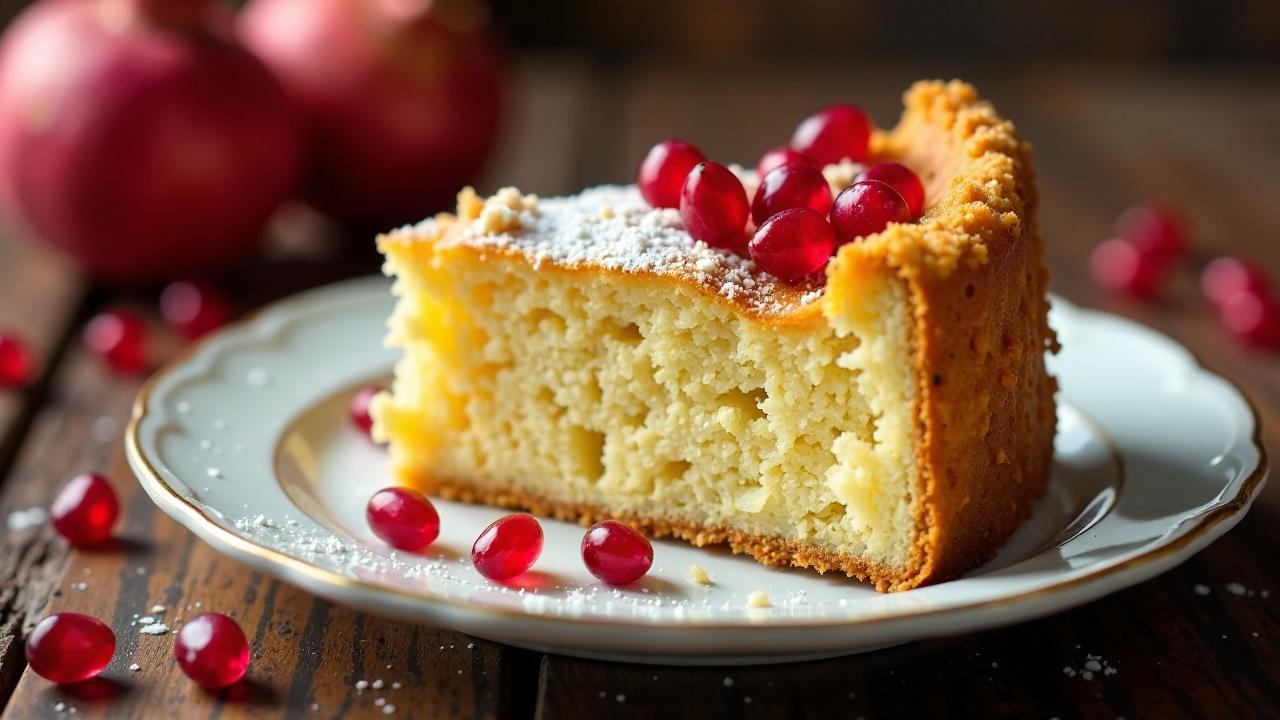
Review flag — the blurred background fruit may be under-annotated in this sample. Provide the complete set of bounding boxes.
[0,0,304,283]
[238,0,506,232]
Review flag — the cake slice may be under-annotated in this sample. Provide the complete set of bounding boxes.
[372,80,1057,591]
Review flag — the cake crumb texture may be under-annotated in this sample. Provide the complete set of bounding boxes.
[374,79,1056,591]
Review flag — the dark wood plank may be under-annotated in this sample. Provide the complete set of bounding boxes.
[0,232,87,707]
[0,340,529,720]
[0,53,588,718]
[0,312,139,712]
[2,59,1277,719]
[0,234,84,475]
[534,63,1280,719]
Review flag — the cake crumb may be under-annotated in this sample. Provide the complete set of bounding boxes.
[746,591,771,608]
[139,623,170,635]
[1194,584,1211,596]
[129,663,141,672]
[1064,654,1115,681]
[688,564,711,585]
[477,187,539,234]
[1226,582,1248,596]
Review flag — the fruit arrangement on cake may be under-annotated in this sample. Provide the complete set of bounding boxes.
[372,80,1057,592]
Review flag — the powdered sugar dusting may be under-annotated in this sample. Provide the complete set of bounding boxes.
[426,185,825,315]
[228,512,844,623]
[6,506,47,532]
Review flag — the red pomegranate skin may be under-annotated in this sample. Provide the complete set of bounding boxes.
[0,0,304,284]
[238,0,506,231]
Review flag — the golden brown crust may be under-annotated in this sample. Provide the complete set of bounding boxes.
[416,474,915,592]
[834,80,1058,589]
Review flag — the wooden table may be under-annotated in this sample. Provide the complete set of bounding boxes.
[0,58,1277,719]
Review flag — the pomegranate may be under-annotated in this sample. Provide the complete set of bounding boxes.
[679,161,749,251]
[581,520,653,586]
[1201,257,1269,308]
[830,180,910,245]
[1089,237,1166,299]
[790,105,871,165]
[755,146,810,180]
[750,162,832,226]
[366,486,440,551]
[748,208,836,281]
[857,162,925,218]
[472,513,542,581]
[174,613,250,689]
[239,0,506,231]
[0,0,303,283]
[25,612,116,684]
[349,384,383,437]
[638,140,704,209]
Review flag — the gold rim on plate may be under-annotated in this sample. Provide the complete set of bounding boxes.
[124,287,1269,636]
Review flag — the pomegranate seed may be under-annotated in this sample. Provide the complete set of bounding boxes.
[25,613,116,684]
[1089,238,1166,298]
[366,487,440,552]
[84,309,147,375]
[581,520,654,585]
[50,473,119,547]
[790,104,872,165]
[471,513,543,581]
[750,162,833,226]
[755,146,811,180]
[160,280,230,340]
[0,332,33,388]
[349,385,382,437]
[749,208,836,282]
[174,613,250,689]
[830,180,911,245]
[679,162,750,251]
[858,162,925,218]
[1114,205,1186,265]
[1202,257,1270,308]
[1220,289,1280,350]
[638,140,705,209]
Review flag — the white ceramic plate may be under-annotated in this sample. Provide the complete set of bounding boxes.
[127,276,1267,665]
